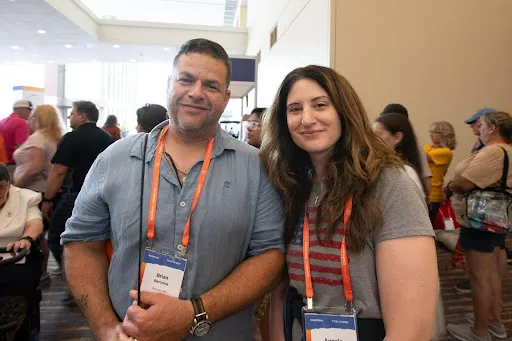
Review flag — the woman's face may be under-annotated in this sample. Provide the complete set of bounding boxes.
[29,112,39,131]
[0,180,10,207]
[373,122,402,148]
[246,113,262,147]
[429,126,441,145]
[286,79,341,160]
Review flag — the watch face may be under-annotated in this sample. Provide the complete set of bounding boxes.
[193,321,212,336]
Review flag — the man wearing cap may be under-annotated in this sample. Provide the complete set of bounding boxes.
[465,108,496,153]
[0,100,32,165]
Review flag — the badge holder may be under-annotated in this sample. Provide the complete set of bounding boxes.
[302,300,358,341]
[139,242,188,298]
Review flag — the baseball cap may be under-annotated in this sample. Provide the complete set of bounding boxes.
[13,99,33,110]
[464,108,495,124]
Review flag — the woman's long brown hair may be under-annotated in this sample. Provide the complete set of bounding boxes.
[259,65,402,252]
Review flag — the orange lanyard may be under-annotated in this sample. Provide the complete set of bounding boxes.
[303,195,353,310]
[147,125,215,257]
[487,140,507,146]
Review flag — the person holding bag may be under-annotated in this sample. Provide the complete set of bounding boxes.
[260,65,438,341]
[447,111,512,341]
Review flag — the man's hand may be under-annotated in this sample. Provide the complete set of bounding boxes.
[118,290,195,341]
[41,201,53,221]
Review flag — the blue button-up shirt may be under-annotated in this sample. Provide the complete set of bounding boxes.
[61,122,285,340]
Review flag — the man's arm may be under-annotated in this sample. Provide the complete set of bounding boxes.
[202,249,284,323]
[44,164,68,200]
[65,241,120,340]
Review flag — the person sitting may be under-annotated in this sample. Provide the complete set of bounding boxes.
[0,162,44,339]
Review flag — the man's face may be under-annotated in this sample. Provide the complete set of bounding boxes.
[15,107,31,120]
[68,107,84,130]
[168,53,231,137]
[470,118,481,136]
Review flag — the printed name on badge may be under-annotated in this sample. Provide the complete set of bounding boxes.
[140,249,187,297]
[304,313,357,341]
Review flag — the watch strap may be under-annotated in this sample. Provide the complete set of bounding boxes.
[20,236,35,244]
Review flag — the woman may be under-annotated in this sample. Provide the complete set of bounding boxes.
[424,121,456,224]
[136,104,168,133]
[102,115,121,140]
[447,111,512,341]
[374,113,425,196]
[13,104,62,285]
[0,163,44,340]
[247,107,266,148]
[260,65,438,341]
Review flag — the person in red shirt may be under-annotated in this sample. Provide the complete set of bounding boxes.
[102,115,121,140]
[0,100,32,164]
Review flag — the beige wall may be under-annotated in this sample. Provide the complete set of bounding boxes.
[331,0,512,179]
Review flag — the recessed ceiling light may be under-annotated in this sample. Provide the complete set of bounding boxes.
[8,0,16,2]
[164,47,170,51]
[37,29,46,34]
[48,61,55,64]
[113,44,120,48]
[32,54,40,57]
[86,43,95,48]
[11,45,20,50]
[65,44,72,48]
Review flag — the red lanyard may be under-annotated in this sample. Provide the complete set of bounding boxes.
[487,140,507,146]
[147,125,215,256]
[303,195,353,310]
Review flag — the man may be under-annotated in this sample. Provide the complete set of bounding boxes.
[61,38,285,341]
[41,101,113,283]
[380,103,432,196]
[453,108,511,294]
[0,99,32,165]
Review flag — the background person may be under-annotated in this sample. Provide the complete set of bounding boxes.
[13,104,62,285]
[0,100,32,167]
[102,115,121,140]
[447,111,512,341]
[135,103,168,133]
[246,107,266,149]
[424,121,457,225]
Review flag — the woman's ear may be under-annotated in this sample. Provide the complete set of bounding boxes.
[393,132,404,145]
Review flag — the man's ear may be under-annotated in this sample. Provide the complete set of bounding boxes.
[223,90,231,109]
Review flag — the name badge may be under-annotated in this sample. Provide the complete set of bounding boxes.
[140,249,187,297]
[304,312,358,341]
[444,218,455,231]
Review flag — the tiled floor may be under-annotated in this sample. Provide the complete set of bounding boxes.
[38,243,512,341]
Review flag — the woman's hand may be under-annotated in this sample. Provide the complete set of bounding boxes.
[6,238,32,254]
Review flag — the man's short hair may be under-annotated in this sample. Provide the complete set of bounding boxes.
[380,103,409,117]
[73,101,99,123]
[173,38,232,88]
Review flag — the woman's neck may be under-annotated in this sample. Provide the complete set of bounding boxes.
[432,142,442,148]
[310,153,329,179]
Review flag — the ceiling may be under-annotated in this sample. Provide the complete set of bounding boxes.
[0,0,247,64]
[80,0,241,26]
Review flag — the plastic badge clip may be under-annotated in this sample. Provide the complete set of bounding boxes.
[178,244,187,258]
[146,239,154,250]
[307,297,313,310]
[345,300,353,314]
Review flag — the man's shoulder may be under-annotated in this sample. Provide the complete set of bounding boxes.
[102,133,145,158]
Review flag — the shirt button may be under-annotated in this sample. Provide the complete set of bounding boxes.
[180,201,186,207]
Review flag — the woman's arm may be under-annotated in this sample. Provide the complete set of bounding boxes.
[377,236,438,341]
[269,277,289,341]
[448,175,476,194]
[13,147,45,188]
[7,218,43,254]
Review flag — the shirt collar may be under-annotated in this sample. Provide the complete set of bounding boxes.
[130,121,237,162]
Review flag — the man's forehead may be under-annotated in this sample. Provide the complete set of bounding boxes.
[175,53,227,82]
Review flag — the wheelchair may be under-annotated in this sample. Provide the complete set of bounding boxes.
[0,245,42,341]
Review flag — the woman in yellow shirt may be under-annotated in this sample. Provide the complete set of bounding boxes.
[424,121,457,224]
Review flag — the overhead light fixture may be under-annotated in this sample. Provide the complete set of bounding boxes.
[113,44,120,48]
[164,47,170,51]
[86,43,95,48]
[48,61,55,64]
[65,44,72,48]
[92,59,97,63]
[37,29,46,34]
[11,45,20,50]
[130,59,136,63]
[8,0,16,2]
[32,54,40,57]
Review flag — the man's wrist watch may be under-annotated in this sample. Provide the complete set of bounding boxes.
[190,297,211,336]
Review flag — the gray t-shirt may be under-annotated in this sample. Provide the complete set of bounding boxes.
[286,167,434,340]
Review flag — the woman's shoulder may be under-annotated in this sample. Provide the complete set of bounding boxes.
[11,186,42,205]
